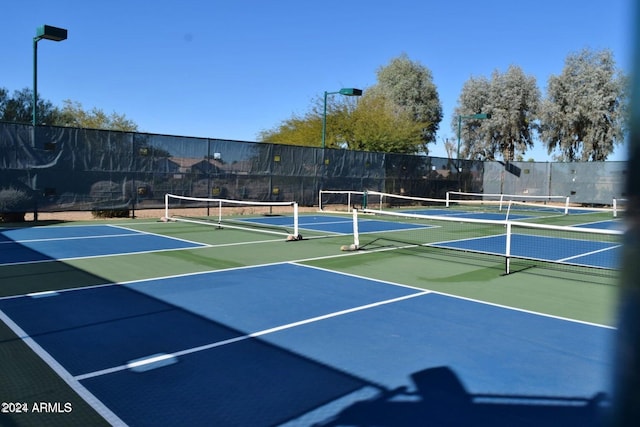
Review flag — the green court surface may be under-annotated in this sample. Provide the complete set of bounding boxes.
[0,214,620,426]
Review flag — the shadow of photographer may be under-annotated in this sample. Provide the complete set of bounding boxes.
[315,366,608,427]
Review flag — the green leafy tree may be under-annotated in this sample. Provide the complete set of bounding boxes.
[0,88,138,131]
[539,48,627,161]
[258,111,322,147]
[0,87,59,125]
[258,96,332,147]
[367,53,442,151]
[452,76,492,160]
[349,92,427,153]
[57,100,138,132]
[453,65,540,161]
[260,54,441,154]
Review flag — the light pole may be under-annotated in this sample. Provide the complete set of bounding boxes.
[456,113,490,190]
[321,88,362,149]
[33,25,67,127]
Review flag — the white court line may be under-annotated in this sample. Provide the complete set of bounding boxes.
[0,244,212,267]
[0,243,617,331]
[108,223,208,246]
[74,290,430,381]
[291,262,616,330]
[557,244,622,263]
[0,308,128,427]
[0,232,138,245]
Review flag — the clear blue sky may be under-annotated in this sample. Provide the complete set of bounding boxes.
[2,0,634,161]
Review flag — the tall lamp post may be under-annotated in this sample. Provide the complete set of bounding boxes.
[321,87,363,149]
[456,113,491,190]
[33,25,67,127]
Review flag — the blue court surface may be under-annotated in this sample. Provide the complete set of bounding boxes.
[238,214,431,234]
[575,220,625,231]
[430,233,621,269]
[0,225,206,265]
[0,263,613,426]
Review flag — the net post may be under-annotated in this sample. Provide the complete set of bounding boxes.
[341,208,360,251]
[293,202,299,239]
[446,191,450,208]
[505,221,512,274]
[499,194,505,211]
[353,207,360,248]
[564,196,570,215]
[164,193,169,220]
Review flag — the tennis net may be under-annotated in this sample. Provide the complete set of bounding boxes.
[163,194,301,240]
[362,191,535,221]
[318,190,367,212]
[346,207,622,275]
[447,191,571,214]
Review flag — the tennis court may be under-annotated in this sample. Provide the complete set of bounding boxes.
[0,225,206,265]
[0,198,620,426]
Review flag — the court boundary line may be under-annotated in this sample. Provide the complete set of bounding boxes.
[0,258,615,422]
[0,308,128,427]
[0,244,616,331]
[4,254,613,332]
[0,244,212,267]
[557,244,622,263]
[0,232,148,245]
[73,290,430,381]
[428,232,620,265]
[108,223,210,247]
[291,262,616,330]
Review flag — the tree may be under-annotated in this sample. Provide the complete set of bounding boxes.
[260,54,441,154]
[0,87,59,125]
[258,95,348,147]
[0,88,138,132]
[56,100,138,132]
[452,76,492,160]
[367,53,443,152]
[453,65,540,161]
[349,92,428,153]
[539,48,627,161]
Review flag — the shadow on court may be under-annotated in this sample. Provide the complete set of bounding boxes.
[0,282,372,426]
[0,260,112,297]
[0,227,613,426]
[0,265,116,427]
[314,366,609,427]
[1,279,611,426]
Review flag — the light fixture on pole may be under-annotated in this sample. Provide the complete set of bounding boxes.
[33,25,68,127]
[321,88,363,149]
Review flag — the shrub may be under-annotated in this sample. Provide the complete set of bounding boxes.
[0,187,32,223]
[91,208,130,218]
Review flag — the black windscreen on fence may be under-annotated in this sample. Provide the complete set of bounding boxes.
[0,122,625,216]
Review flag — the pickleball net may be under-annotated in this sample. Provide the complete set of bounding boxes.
[324,190,572,220]
[445,191,574,219]
[163,194,301,241]
[345,206,623,275]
